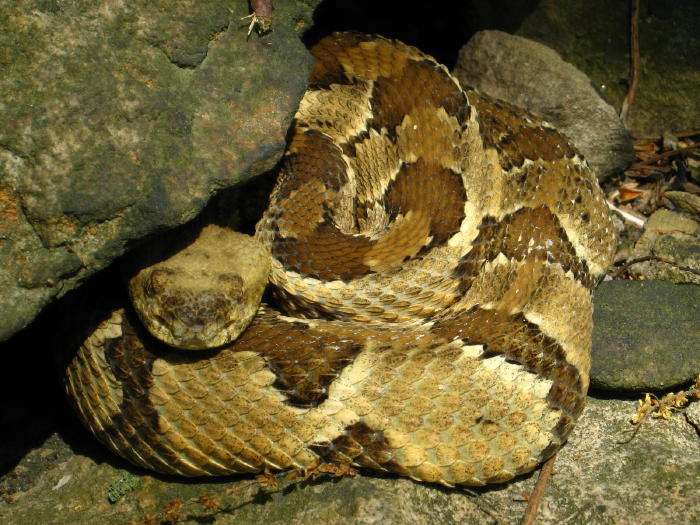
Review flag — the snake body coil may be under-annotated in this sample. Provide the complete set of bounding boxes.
[64,32,616,486]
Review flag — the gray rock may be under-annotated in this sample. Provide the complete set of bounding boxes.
[591,279,700,392]
[453,30,634,179]
[666,191,700,215]
[0,0,314,342]
[2,397,699,524]
[516,0,700,138]
[630,209,700,284]
[686,400,700,431]
[640,209,700,236]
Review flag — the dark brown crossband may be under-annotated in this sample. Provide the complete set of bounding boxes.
[386,159,466,248]
[455,206,593,294]
[370,58,469,130]
[314,422,410,476]
[430,306,585,439]
[470,93,577,170]
[235,312,363,407]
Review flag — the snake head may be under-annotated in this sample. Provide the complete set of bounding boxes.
[128,226,270,350]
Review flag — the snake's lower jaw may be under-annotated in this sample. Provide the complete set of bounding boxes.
[138,303,251,351]
[128,226,271,351]
[161,321,221,351]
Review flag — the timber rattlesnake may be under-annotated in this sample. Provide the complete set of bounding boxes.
[64,32,616,487]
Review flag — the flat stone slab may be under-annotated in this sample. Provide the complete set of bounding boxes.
[591,279,700,392]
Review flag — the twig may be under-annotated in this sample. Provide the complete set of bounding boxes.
[520,453,557,525]
[465,491,512,525]
[611,255,700,279]
[620,0,640,126]
[675,130,700,139]
[617,420,644,444]
[243,0,273,37]
[626,164,673,173]
[606,200,647,227]
[619,378,700,443]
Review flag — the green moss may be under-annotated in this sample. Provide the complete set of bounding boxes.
[106,471,142,504]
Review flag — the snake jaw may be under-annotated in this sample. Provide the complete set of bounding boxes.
[157,288,248,350]
[127,225,270,351]
[131,273,262,350]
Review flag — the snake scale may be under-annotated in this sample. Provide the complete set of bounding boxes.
[64,32,616,487]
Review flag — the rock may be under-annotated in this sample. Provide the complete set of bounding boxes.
[453,30,634,179]
[515,0,700,137]
[665,191,700,214]
[686,401,700,430]
[630,209,700,284]
[591,279,700,392]
[642,209,700,236]
[0,0,314,342]
[2,396,699,524]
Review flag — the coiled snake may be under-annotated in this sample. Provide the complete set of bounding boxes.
[64,32,616,487]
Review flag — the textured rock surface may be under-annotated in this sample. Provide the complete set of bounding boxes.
[516,0,700,137]
[591,279,700,392]
[453,30,634,179]
[629,210,700,284]
[0,0,314,342]
[666,191,700,215]
[2,396,699,525]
